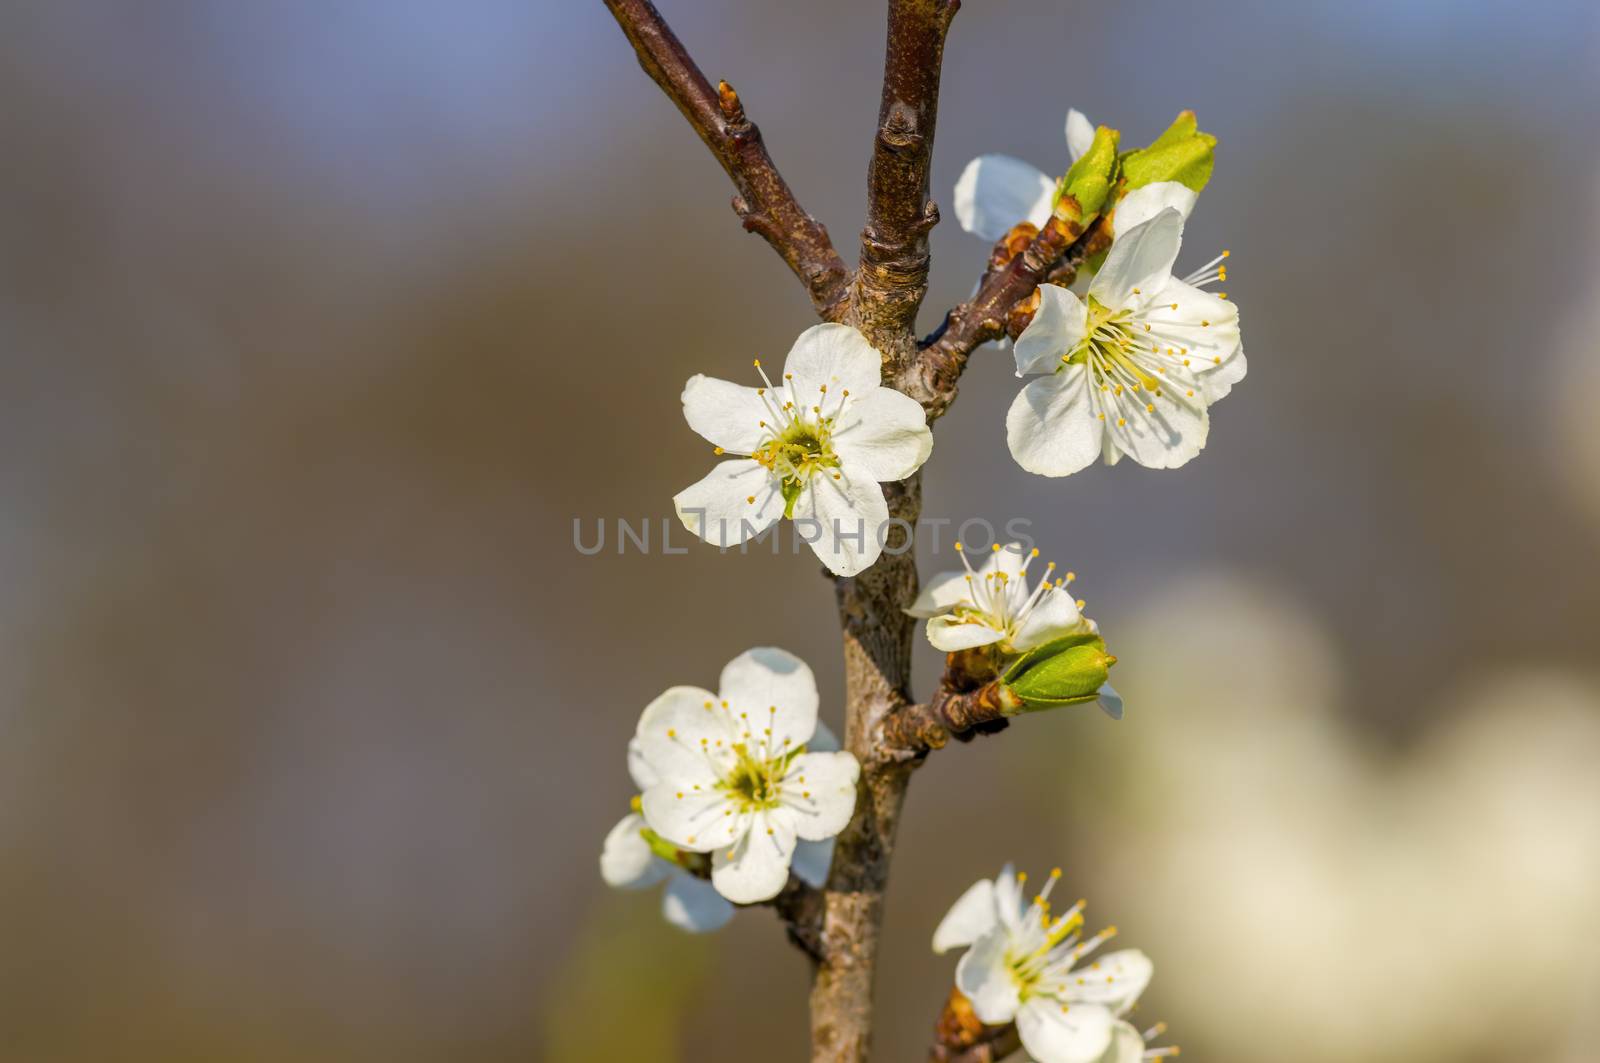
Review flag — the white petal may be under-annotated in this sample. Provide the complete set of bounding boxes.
[1015,999,1115,1063]
[634,685,735,785]
[781,751,860,841]
[1096,682,1124,720]
[993,863,1029,931]
[790,837,835,888]
[661,871,736,933]
[1112,181,1197,238]
[1062,949,1152,1015]
[927,614,1008,651]
[674,459,783,547]
[932,877,999,954]
[782,323,882,399]
[627,736,659,791]
[1015,285,1089,377]
[681,374,769,454]
[1099,1021,1147,1063]
[953,154,1056,240]
[600,813,671,890]
[640,784,736,852]
[906,570,973,618]
[977,542,1031,580]
[1100,361,1209,470]
[718,646,819,751]
[792,467,888,577]
[1007,369,1104,478]
[1011,588,1086,652]
[956,929,1023,1024]
[1145,276,1244,403]
[710,808,796,904]
[1065,109,1096,163]
[1089,208,1184,311]
[830,387,933,483]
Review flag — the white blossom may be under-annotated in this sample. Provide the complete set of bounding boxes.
[906,541,1092,654]
[934,865,1154,1063]
[601,728,840,930]
[1007,182,1243,476]
[633,647,859,904]
[954,109,1099,241]
[674,323,932,577]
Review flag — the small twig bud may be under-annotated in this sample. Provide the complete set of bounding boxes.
[716,78,746,124]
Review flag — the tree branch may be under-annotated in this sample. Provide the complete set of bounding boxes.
[809,477,924,1062]
[853,0,960,342]
[909,213,1113,419]
[603,0,851,317]
[927,987,1021,1062]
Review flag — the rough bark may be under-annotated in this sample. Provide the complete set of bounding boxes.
[853,0,960,340]
[810,476,923,1061]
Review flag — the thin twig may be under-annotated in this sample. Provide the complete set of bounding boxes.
[909,214,1112,419]
[603,0,851,317]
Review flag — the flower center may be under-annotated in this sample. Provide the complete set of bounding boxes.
[720,744,786,812]
[752,421,839,516]
[1065,295,1161,396]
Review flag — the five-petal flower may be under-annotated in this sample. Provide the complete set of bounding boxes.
[602,730,839,931]
[633,647,860,904]
[1006,181,1243,476]
[674,323,933,577]
[934,865,1155,1063]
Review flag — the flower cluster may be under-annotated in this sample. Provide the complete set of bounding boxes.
[600,647,860,918]
[956,107,1246,476]
[599,87,1240,1053]
[934,865,1175,1063]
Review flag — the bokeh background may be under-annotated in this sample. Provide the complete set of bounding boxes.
[3,1,1598,1059]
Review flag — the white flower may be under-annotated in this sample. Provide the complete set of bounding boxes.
[954,108,1099,241]
[906,541,1091,654]
[673,323,933,577]
[906,541,1123,718]
[633,647,860,904]
[1006,181,1243,476]
[601,729,840,931]
[933,865,1154,1063]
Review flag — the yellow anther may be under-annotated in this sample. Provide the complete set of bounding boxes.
[1222,249,1231,257]
[752,358,761,367]
[1186,389,1194,397]
[746,495,755,504]
[666,729,676,738]
[1117,417,1127,427]
[1050,867,1062,878]
[1076,598,1086,609]
[1146,403,1155,413]
[1030,548,1040,557]
[713,446,724,455]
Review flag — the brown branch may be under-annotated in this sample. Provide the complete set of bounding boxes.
[882,677,1018,756]
[928,988,1021,1062]
[908,212,1113,419]
[852,0,960,343]
[603,0,850,317]
[810,477,923,1062]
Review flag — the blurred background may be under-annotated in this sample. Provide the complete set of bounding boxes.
[2,1,1598,1059]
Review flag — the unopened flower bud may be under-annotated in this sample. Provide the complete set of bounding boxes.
[1121,110,1216,194]
[999,632,1116,713]
[1053,125,1120,224]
